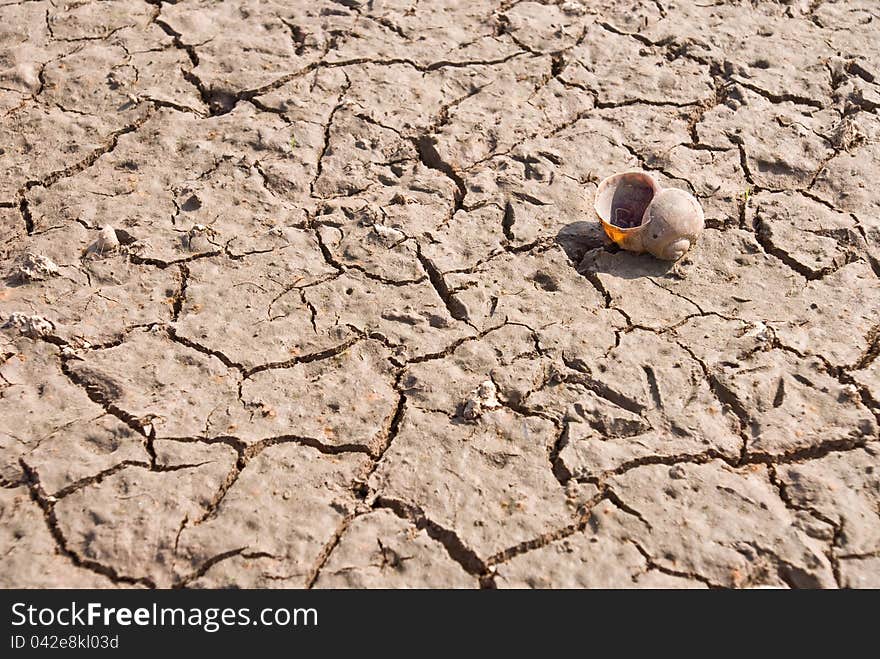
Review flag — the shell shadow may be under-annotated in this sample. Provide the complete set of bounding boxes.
[555,220,607,265]
[555,221,675,280]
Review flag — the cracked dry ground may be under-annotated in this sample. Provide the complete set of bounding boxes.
[1,0,879,590]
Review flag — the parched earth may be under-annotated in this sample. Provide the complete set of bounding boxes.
[1,0,879,589]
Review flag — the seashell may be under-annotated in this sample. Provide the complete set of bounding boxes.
[594,171,704,261]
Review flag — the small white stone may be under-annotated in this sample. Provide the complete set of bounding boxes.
[561,1,587,16]
[15,252,60,281]
[462,380,502,420]
[746,321,772,344]
[372,223,406,245]
[840,384,861,403]
[89,225,120,255]
[3,312,55,338]
[186,224,216,252]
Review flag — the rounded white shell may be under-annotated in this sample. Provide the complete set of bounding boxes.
[640,188,705,260]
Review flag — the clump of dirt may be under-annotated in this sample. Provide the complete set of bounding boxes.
[3,312,56,338]
[13,253,59,282]
[462,380,502,420]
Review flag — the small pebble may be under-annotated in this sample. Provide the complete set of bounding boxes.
[3,312,55,338]
[89,225,120,255]
[15,252,59,281]
[463,380,502,420]
[669,464,688,480]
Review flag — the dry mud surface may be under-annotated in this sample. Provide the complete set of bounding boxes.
[1,0,879,589]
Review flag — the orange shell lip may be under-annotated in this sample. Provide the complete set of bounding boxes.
[599,214,650,248]
[594,171,658,248]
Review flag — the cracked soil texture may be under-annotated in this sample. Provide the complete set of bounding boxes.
[1,0,879,589]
